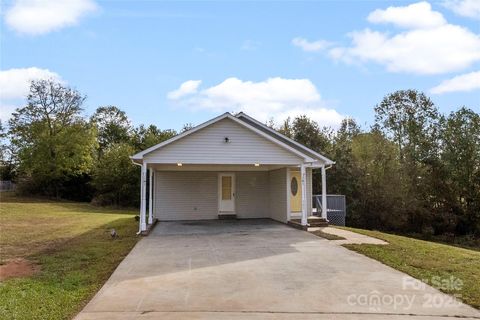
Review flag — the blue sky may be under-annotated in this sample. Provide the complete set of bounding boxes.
[1,0,479,131]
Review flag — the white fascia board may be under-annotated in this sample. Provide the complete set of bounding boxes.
[236,112,334,165]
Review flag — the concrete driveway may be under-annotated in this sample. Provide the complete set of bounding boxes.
[76,220,480,320]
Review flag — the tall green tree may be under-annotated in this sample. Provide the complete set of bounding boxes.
[278,117,293,138]
[441,107,480,234]
[0,120,16,180]
[91,143,140,206]
[131,124,176,151]
[8,79,96,197]
[90,106,131,154]
[328,118,362,199]
[90,123,176,207]
[374,90,440,163]
[349,132,406,230]
[374,90,442,232]
[291,115,332,153]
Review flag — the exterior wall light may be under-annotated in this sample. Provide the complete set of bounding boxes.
[254,163,260,167]
[224,137,230,143]
[177,163,183,166]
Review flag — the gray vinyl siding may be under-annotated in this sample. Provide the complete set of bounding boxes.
[235,172,269,218]
[237,115,327,163]
[144,118,302,165]
[154,171,218,220]
[268,168,288,223]
[154,170,277,221]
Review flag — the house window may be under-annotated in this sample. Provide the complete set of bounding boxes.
[291,177,298,196]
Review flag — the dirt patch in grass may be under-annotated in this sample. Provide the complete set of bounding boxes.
[0,194,139,319]
[0,258,40,281]
[310,229,346,240]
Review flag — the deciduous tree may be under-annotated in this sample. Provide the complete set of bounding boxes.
[91,143,139,206]
[441,107,480,234]
[90,106,131,154]
[8,79,96,197]
[131,124,176,151]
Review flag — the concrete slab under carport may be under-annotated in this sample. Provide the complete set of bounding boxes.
[76,219,480,320]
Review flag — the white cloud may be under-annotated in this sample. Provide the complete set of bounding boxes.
[167,80,202,100]
[168,77,344,128]
[0,67,63,121]
[5,0,98,35]
[430,71,480,94]
[0,67,62,100]
[0,104,18,123]
[331,24,480,74]
[367,2,446,29]
[274,107,345,129]
[443,0,480,19]
[295,2,480,75]
[292,37,331,52]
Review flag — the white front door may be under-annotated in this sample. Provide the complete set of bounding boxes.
[218,173,235,213]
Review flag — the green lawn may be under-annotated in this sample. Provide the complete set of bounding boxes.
[339,226,480,309]
[0,192,139,320]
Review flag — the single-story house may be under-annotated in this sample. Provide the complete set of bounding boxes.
[131,112,334,232]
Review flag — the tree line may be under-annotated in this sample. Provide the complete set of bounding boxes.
[277,91,479,238]
[1,79,178,206]
[1,79,479,238]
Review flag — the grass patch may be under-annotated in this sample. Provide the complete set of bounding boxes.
[340,226,480,309]
[310,229,346,240]
[0,192,139,319]
[406,233,479,252]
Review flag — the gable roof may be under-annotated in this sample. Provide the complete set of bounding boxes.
[131,112,333,165]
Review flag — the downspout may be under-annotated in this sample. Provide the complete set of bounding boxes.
[131,159,143,235]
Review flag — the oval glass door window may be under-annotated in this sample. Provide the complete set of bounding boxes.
[291,177,298,196]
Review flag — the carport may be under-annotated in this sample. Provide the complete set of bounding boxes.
[131,112,334,232]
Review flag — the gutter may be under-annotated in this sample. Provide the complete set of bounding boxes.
[303,161,335,168]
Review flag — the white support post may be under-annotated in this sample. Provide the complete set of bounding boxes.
[153,169,156,219]
[286,169,291,222]
[321,165,327,220]
[300,164,308,226]
[140,163,147,231]
[148,168,153,225]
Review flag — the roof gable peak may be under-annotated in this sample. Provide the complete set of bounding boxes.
[130,112,331,164]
